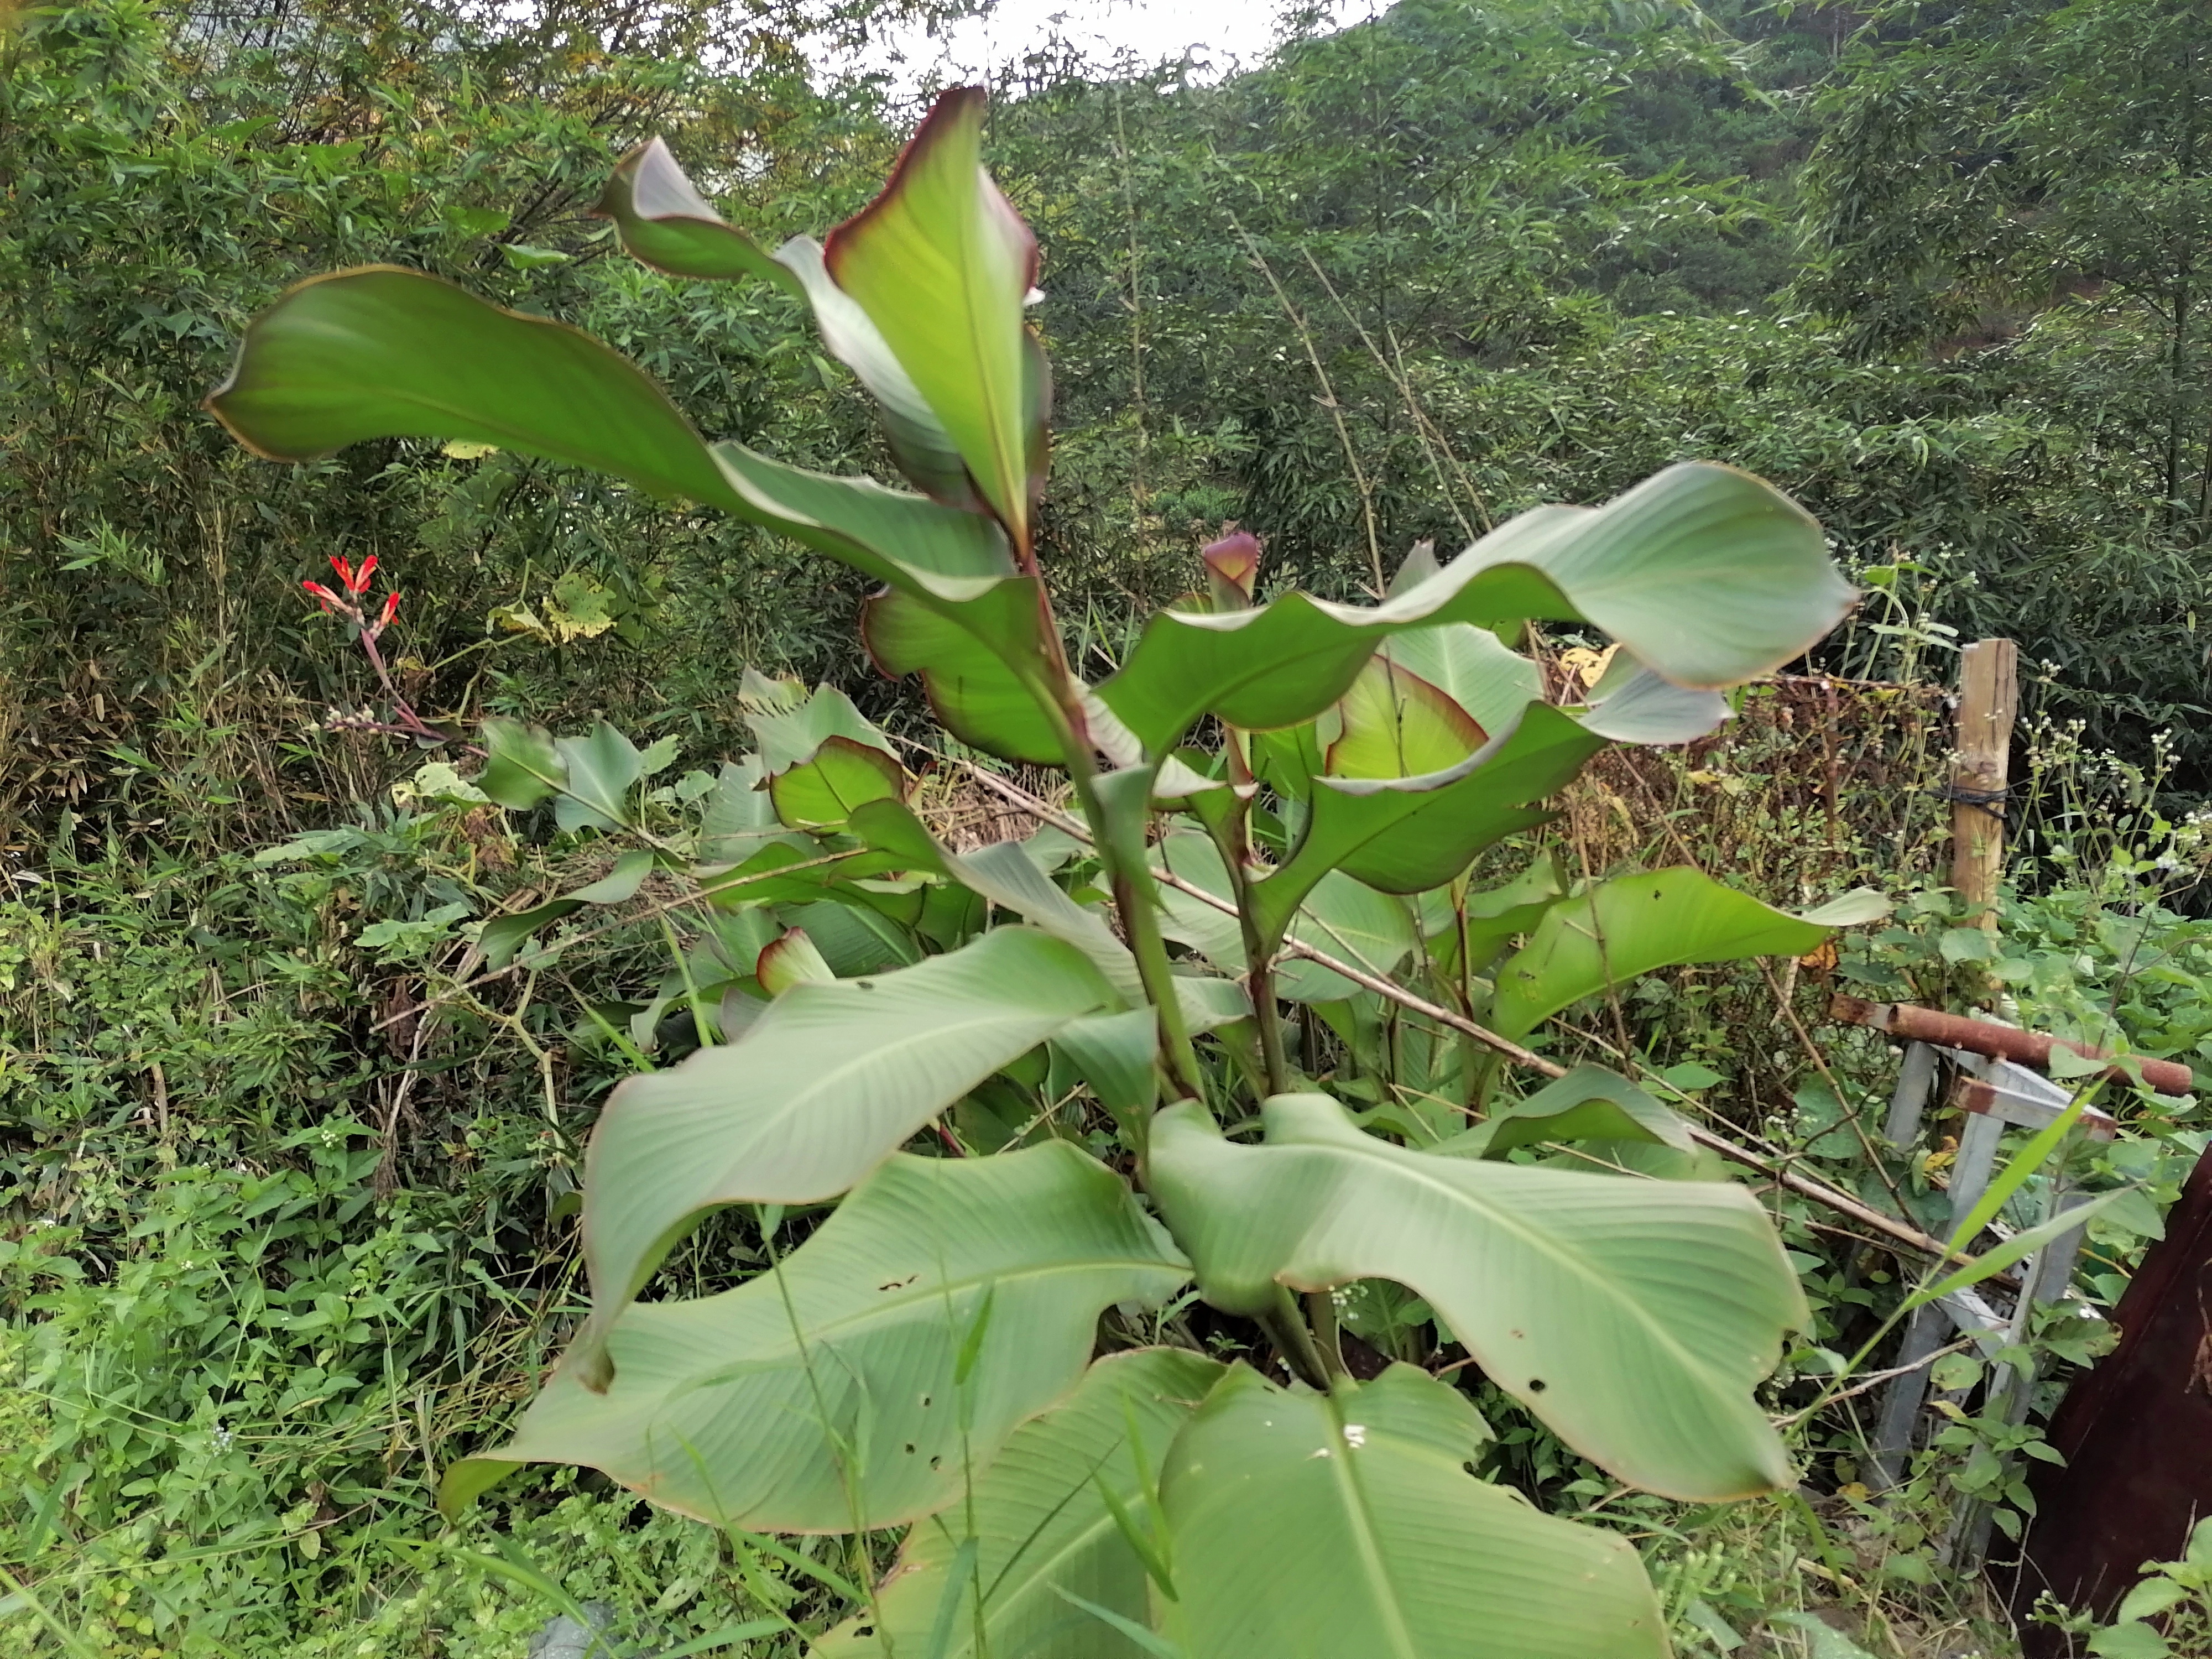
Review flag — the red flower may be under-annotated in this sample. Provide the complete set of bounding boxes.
[379,591,400,628]
[301,579,342,612]
[328,554,377,594]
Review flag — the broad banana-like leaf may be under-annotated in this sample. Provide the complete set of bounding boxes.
[571,926,1117,1387]
[848,800,1141,1000]
[592,137,984,513]
[1326,656,1485,779]
[442,1145,1190,1530]
[1376,622,1542,742]
[1492,868,1891,1039]
[862,586,1063,764]
[1051,1008,1164,1126]
[1159,1364,1668,1659]
[1576,661,1732,744]
[770,736,906,830]
[1157,832,1414,1003]
[1148,1094,1805,1499]
[812,1348,1222,1659]
[823,87,1046,553]
[1252,703,1605,936]
[777,236,985,514]
[204,268,1063,697]
[592,137,802,293]
[1437,1065,1694,1159]
[1094,464,1852,753]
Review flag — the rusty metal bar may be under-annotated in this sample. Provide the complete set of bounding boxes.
[1829,994,2193,1098]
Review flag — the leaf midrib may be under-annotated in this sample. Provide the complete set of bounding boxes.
[1309,1139,1755,1406]
[660,1252,1189,1385]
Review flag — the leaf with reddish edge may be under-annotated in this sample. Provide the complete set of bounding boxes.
[775,236,983,514]
[755,927,834,995]
[591,137,802,294]
[822,87,1047,558]
[768,734,907,830]
[1249,703,1605,941]
[1095,466,1852,755]
[861,585,1063,764]
[202,268,1061,685]
[1325,656,1486,780]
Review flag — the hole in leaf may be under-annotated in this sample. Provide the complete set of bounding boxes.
[1527,1378,1547,1393]
[904,1443,915,1454]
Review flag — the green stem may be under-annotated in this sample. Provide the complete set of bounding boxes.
[1043,691,1206,1104]
[1305,1288,1350,1384]
[1259,1287,1334,1391]
[1213,817,1291,1098]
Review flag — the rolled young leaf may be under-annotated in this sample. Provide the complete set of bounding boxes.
[1491,868,1891,1039]
[1159,1364,1668,1659]
[812,1347,1223,1658]
[572,926,1118,1387]
[1147,1093,1806,1500]
[443,1145,1191,1531]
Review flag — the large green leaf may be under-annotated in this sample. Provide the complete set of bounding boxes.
[1148,1094,1805,1500]
[1436,1065,1694,1160]
[1094,464,1851,753]
[1375,622,1542,742]
[202,269,1058,666]
[572,926,1117,1386]
[1253,703,1604,936]
[443,1145,1190,1531]
[822,87,1044,552]
[593,133,993,517]
[862,586,1064,764]
[776,235,983,514]
[1160,1364,1667,1659]
[813,1348,1222,1659]
[770,737,907,830]
[848,801,1141,1001]
[1326,656,1485,779]
[1491,868,1891,1039]
[592,137,802,293]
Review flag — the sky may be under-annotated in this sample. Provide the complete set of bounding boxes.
[850,0,1373,92]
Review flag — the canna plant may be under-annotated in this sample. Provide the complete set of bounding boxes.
[210,88,1884,1658]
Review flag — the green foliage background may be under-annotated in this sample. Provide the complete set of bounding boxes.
[4,0,2210,1652]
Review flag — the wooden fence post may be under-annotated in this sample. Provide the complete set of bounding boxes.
[1951,639,2019,931]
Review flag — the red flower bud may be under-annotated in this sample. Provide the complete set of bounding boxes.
[379,591,400,627]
